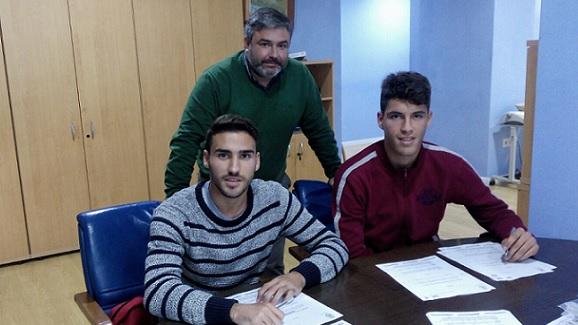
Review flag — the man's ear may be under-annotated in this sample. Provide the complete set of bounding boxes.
[202,150,209,168]
[426,110,433,128]
[255,152,261,171]
[377,111,385,130]
[244,37,250,49]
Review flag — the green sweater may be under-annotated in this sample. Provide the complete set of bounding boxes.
[165,51,340,197]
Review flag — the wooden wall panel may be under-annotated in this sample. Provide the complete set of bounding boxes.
[190,0,244,75]
[133,0,196,200]
[69,0,149,208]
[0,26,29,263]
[0,0,90,255]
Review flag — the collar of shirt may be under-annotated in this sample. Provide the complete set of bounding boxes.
[242,50,284,91]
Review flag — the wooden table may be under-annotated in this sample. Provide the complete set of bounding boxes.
[305,237,578,324]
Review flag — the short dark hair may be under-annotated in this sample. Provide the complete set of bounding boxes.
[244,7,292,43]
[380,71,431,112]
[204,114,259,151]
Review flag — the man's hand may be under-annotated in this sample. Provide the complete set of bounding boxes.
[257,271,306,305]
[501,227,539,262]
[229,303,283,325]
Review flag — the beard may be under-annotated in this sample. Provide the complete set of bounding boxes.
[246,52,284,79]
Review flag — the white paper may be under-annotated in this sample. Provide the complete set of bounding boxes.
[227,288,342,325]
[329,320,352,325]
[547,314,578,325]
[426,310,522,325]
[376,255,494,301]
[437,242,556,281]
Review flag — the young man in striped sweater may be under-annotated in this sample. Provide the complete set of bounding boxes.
[333,71,539,261]
[145,115,348,325]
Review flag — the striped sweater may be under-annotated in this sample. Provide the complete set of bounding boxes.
[144,179,349,324]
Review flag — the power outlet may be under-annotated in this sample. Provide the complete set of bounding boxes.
[502,138,512,148]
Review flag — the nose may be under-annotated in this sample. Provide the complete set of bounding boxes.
[269,45,279,59]
[228,156,240,175]
[401,117,413,134]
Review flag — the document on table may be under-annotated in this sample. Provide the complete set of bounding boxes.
[227,288,342,325]
[426,310,522,325]
[375,255,494,301]
[546,297,578,325]
[437,242,556,281]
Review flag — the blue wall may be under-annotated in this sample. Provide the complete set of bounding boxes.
[291,0,342,144]
[340,0,410,141]
[529,0,578,240]
[410,0,539,176]
[410,0,495,175]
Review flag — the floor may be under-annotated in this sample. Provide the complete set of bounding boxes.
[0,184,517,324]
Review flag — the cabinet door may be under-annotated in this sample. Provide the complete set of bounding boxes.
[190,0,244,74]
[69,0,149,208]
[0,0,90,255]
[133,0,197,200]
[0,34,29,263]
[292,132,327,181]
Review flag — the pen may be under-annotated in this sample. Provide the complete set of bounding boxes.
[501,227,517,262]
[275,296,294,309]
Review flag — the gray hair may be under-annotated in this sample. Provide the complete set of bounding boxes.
[244,7,292,43]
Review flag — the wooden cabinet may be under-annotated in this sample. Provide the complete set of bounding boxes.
[69,0,149,208]
[0,0,244,264]
[286,61,335,183]
[0,34,29,263]
[1,0,91,257]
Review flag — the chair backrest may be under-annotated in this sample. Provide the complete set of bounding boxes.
[292,180,334,232]
[77,201,160,313]
[341,137,382,161]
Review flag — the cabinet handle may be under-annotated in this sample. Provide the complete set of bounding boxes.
[70,122,77,140]
[88,121,95,139]
[297,143,304,160]
[287,144,291,158]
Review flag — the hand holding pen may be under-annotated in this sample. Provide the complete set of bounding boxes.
[501,227,540,262]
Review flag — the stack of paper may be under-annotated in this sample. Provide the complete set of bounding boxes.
[437,242,556,281]
[376,255,494,301]
[228,288,342,325]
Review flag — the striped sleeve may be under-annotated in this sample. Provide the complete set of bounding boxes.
[282,192,349,285]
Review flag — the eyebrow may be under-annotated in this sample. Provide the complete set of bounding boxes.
[213,149,255,154]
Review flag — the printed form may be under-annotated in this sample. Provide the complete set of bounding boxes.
[437,242,556,281]
[376,255,494,301]
[228,288,342,325]
[426,310,523,325]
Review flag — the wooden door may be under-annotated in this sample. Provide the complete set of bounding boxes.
[69,0,149,208]
[133,0,197,201]
[190,0,244,74]
[0,0,90,255]
[0,33,29,263]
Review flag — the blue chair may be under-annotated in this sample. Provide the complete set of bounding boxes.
[289,180,334,260]
[293,179,334,231]
[74,201,160,324]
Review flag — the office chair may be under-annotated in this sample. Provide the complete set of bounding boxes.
[74,201,160,324]
[289,180,334,260]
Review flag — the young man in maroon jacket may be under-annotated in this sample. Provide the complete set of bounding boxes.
[333,71,539,261]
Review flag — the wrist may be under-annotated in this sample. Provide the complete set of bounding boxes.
[289,271,306,290]
[229,303,240,323]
